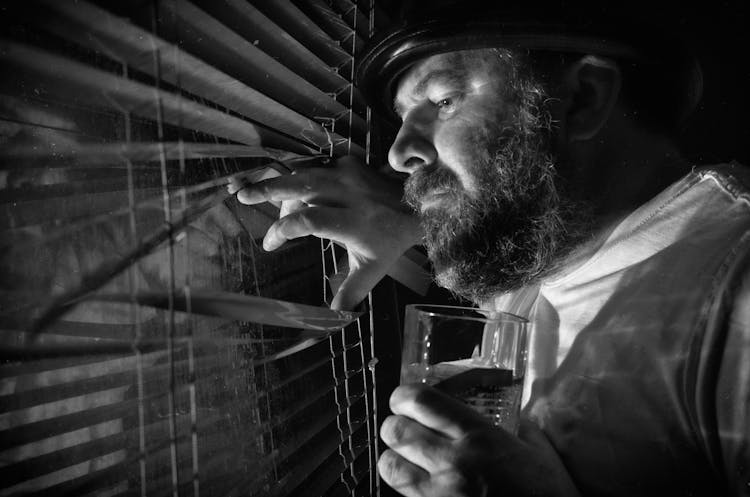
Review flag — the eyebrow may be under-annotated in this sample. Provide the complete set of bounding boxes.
[393,68,469,117]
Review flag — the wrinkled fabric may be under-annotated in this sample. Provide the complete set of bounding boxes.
[492,163,750,496]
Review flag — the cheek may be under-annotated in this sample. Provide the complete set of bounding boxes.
[433,120,492,193]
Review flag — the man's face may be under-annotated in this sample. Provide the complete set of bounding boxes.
[389,49,590,302]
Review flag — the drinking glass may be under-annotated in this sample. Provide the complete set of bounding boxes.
[400,304,528,433]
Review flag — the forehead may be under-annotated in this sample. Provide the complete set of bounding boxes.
[393,50,500,106]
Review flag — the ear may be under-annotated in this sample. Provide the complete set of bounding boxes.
[560,55,622,142]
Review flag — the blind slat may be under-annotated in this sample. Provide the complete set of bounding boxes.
[201,0,368,118]
[0,188,161,230]
[0,42,271,146]
[293,0,367,56]
[2,333,364,425]
[2,382,366,492]
[292,436,372,497]
[0,43,272,149]
[0,142,296,168]
[195,0,349,95]
[3,458,131,497]
[330,0,371,42]
[2,345,233,412]
[266,416,369,497]
[1,339,363,418]
[0,100,102,141]
[0,321,355,386]
[157,0,368,145]
[250,0,352,69]
[10,438,237,497]
[35,0,358,156]
[0,430,131,488]
[2,378,257,455]
[0,388,184,448]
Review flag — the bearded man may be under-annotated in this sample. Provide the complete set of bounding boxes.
[231,1,750,495]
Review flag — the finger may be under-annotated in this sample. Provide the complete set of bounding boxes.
[330,256,390,311]
[227,176,244,195]
[262,206,353,251]
[378,449,430,497]
[278,199,306,218]
[333,154,383,179]
[389,384,489,440]
[227,166,281,196]
[380,415,454,473]
[235,189,281,209]
[334,155,405,201]
[236,170,352,206]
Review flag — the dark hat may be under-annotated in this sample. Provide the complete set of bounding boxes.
[356,0,704,125]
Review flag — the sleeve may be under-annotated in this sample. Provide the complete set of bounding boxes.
[715,251,750,496]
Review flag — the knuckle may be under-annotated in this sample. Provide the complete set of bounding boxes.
[279,199,302,218]
[380,415,407,446]
[300,168,328,187]
[296,210,319,232]
[390,383,433,413]
[377,449,401,484]
[378,450,425,494]
[272,215,288,231]
[296,173,316,192]
[456,429,495,456]
[410,384,433,405]
[271,218,294,241]
[253,177,272,192]
[438,471,476,497]
[439,444,462,468]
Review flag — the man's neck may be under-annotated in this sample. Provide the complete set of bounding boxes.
[551,124,691,281]
[582,115,691,216]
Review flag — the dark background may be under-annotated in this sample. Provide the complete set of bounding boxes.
[676,2,750,166]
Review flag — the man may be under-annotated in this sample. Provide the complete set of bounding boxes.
[231,1,750,495]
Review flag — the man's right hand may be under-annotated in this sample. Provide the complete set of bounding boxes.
[379,385,582,497]
[229,155,423,310]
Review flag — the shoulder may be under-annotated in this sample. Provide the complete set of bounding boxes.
[701,217,750,496]
[691,161,750,204]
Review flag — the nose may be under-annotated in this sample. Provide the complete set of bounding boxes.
[388,111,437,174]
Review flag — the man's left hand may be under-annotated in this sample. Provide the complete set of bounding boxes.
[379,384,581,497]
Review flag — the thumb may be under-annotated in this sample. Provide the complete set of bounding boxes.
[330,258,390,310]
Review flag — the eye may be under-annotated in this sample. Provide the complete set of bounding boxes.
[434,94,462,115]
[437,97,453,108]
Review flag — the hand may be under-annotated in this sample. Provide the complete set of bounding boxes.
[230,156,423,310]
[379,384,581,497]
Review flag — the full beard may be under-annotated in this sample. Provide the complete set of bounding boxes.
[404,90,592,304]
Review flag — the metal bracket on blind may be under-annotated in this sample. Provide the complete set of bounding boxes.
[330,82,354,99]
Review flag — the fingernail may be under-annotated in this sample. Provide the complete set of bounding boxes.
[226,180,241,194]
[262,231,275,251]
[237,187,265,205]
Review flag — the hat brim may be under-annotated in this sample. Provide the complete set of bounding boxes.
[355,18,699,125]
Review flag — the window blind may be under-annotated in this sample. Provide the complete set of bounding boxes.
[0,1,386,495]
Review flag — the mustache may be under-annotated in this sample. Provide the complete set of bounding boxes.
[403,165,463,211]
